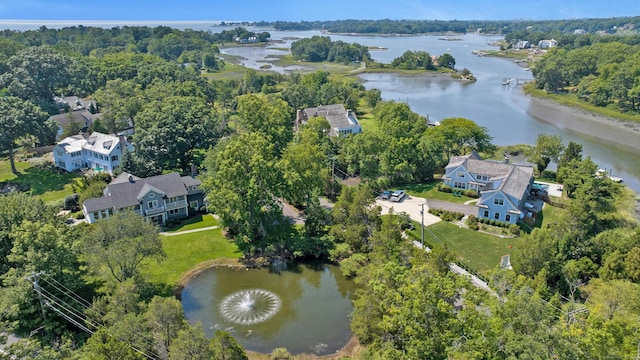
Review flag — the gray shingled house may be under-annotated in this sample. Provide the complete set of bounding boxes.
[443,153,534,224]
[82,172,204,224]
[295,104,362,137]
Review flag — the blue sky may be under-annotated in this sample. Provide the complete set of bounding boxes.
[0,0,638,21]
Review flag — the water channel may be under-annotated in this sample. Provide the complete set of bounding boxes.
[224,29,640,193]
[181,263,356,355]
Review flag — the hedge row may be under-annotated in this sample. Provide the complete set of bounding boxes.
[437,184,479,198]
[428,208,465,222]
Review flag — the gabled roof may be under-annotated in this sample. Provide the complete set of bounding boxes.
[54,132,123,156]
[83,172,201,213]
[298,104,360,136]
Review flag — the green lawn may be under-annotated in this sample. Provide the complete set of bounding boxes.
[0,158,81,205]
[408,221,525,277]
[143,227,242,286]
[403,181,477,204]
[164,213,220,232]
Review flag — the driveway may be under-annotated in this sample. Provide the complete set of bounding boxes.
[425,199,477,217]
[376,195,441,226]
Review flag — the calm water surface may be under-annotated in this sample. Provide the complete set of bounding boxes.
[181,263,356,355]
[3,21,637,191]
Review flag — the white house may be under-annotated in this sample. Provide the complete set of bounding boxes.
[295,104,362,137]
[53,132,132,174]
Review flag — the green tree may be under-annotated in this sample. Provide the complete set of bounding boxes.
[82,211,165,283]
[279,141,328,208]
[201,133,283,242]
[529,134,565,174]
[422,117,494,166]
[168,322,215,360]
[146,296,185,357]
[0,96,53,175]
[210,330,248,360]
[0,46,72,108]
[236,93,292,155]
[437,53,456,69]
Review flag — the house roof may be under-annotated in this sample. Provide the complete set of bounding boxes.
[54,132,122,156]
[298,104,360,136]
[447,153,533,203]
[83,172,201,213]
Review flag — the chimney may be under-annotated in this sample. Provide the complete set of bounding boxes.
[296,109,302,124]
[191,164,198,177]
[504,156,510,164]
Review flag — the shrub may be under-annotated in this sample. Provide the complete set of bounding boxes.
[438,184,453,193]
[489,219,496,226]
[74,212,85,219]
[466,215,479,231]
[541,170,556,180]
[509,224,521,236]
[62,193,79,211]
[463,189,479,198]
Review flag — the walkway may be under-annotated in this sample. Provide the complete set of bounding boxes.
[412,240,498,298]
[160,226,219,236]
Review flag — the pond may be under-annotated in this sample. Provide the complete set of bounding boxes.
[181,263,356,355]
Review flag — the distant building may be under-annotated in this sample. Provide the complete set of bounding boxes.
[50,96,101,140]
[52,132,132,174]
[514,40,530,50]
[295,104,362,137]
[82,172,204,224]
[574,29,587,35]
[538,39,558,49]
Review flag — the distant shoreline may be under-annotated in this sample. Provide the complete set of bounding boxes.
[525,93,640,152]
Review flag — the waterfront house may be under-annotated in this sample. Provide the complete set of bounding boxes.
[53,132,132,174]
[295,104,362,137]
[443,153,534,224]
[82,172,204,224]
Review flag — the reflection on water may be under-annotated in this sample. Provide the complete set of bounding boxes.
[181,263,355,355]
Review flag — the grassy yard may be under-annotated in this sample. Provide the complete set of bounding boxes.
[403,181,477,204]
[0,157,80,205]
[143,226,242,286]
[408,221,525,277]
[163,213,220,232]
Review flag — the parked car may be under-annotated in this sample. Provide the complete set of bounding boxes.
[389,190,406,202]
[380,190,391,200]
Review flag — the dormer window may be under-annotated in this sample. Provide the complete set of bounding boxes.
[102,140,113,149]
[87,136,96,145]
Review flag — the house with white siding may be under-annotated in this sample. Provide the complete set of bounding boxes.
[52,132,132,174]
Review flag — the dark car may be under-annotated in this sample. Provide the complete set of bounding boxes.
[380,190,391,200]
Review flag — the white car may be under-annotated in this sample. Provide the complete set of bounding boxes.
[389,190,406,202]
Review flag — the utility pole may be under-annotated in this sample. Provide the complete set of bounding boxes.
[27,272,46,321]
[419,203,425,247]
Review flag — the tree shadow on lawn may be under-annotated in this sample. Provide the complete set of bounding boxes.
[11,165,77,196]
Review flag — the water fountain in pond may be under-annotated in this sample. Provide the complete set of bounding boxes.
[219,289,282,325]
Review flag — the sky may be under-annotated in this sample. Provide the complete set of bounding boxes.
[0,0,638,22]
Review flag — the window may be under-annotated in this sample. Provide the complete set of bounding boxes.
[58,160,66,167]
[505,214,511,222]
[456,171,465,178]
[111,155,118,161]
[494,198,504,206]
[148,200,158,209]
[169,209,180,215]
[494,212,500,220]
[453,181,466,189]
[190,201,199,209]
[483,210,489,218]
[149,193,155,198]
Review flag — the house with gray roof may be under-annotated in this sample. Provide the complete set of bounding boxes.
[443,153,534,224]
[52,132,132,174]
[295,104,362,137]
[82,172,204,224]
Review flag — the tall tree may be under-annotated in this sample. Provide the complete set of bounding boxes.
[236,93,292,155]
[201,133,283,242]
[0,96,54,174]
[82,211,165,283]
[0,46,73,110]
[529,134,565,174]
[422,117,494,165]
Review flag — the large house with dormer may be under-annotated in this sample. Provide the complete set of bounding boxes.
[443,153,534,224]
[295,104,362,137]
[82,172,204,224]
[53,132,132,174]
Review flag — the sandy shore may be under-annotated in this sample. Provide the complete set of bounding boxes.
[525,94,640,152]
